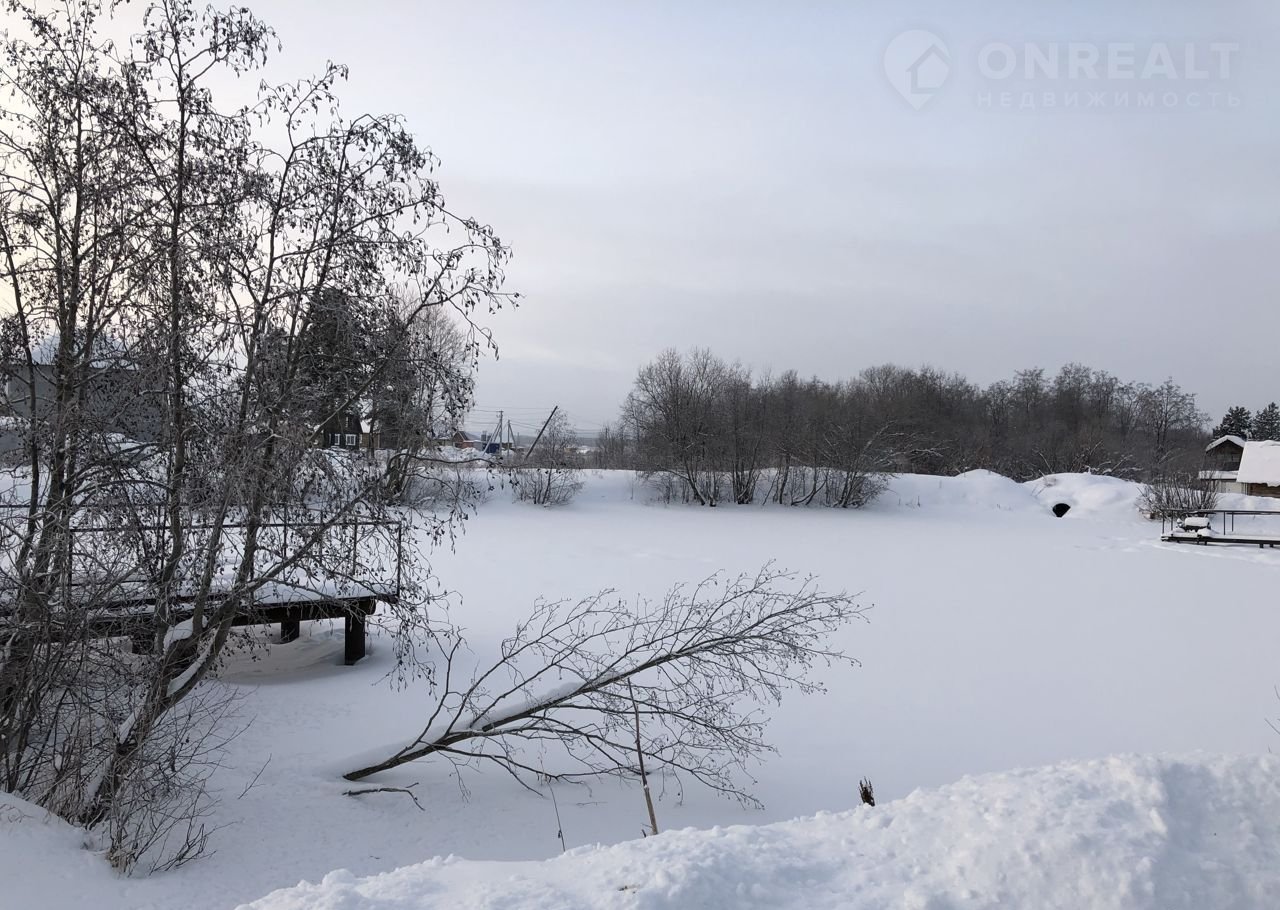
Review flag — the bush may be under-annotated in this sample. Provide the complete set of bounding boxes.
[821,467,891,509]
[1137,475,1219,518]
[638,469,724,505]
[510,463,583,506]
[395,457,490,509]
[512,413,584,506]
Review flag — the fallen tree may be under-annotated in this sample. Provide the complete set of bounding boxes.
[345,566,865,806]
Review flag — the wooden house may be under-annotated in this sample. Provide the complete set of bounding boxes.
[1199,435,1280,497]
[320,410,364,450]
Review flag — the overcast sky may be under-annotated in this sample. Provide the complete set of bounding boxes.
[247,0,1277,436]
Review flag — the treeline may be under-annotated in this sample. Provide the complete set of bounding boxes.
[592,349,1209,506]
[1211,403,1280,441]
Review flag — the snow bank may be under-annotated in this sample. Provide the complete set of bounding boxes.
[1022,470,1280,520]
[567,468,1149,521]
[239,753,1280,910]
[0,795,120,910]
[1025,473,1142,519]
[877,469,1039,513]
[878,470,1150,520]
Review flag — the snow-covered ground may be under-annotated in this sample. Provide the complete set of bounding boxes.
[4,470,1280,909]
[243,753,1280,910]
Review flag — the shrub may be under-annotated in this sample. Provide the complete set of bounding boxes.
[1137,475,1219,519]
[511,413,583,506]
[511,463,583,506]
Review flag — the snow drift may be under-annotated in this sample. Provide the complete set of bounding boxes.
[1026,473,1143,519]
[240,753,1280,910]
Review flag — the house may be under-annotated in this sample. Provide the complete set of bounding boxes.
[1,361,164,443]
[320,410,364,450]
[428,429,513,455]
[1199,435,1280,497]
[444,430,481,450]
[1202,435,1245,471]
[1236,441,1280,498]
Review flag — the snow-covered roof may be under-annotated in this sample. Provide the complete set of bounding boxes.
[1235,440,1280,486]
[1206,435,1246,452]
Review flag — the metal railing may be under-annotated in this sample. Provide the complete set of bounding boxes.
[1158,508,1280,538]
[0,504,405,610]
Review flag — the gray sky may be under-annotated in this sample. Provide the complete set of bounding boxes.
[251,0,1278,435]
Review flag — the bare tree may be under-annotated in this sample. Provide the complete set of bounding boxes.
[372,288,480,504]
[590,422,634,470]
[0,0,511,870]
[344,566,865,807]
[622,348,729,505]
[1136,379,1205,477]
[511,412,583,506]
[619,352,1209,486]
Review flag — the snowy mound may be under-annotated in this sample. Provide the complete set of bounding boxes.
[240,754,1280,910]
[1026,473,1143,519]
[554,469,1150,520]
[879,469,1040,513]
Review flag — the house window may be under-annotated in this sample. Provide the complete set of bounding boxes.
[329,432,342,446]
[344,433,358,447]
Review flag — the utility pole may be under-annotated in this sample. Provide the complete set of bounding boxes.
[524,406,559,463]
[488,409,503,455]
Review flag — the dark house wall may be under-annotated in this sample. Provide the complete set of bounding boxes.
[1207,441,1245,472]
[320,411,363,449]
[1244,483,1280,499]
[1,364,164,443]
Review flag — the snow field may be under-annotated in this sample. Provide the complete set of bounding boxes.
[3,469,1279,909]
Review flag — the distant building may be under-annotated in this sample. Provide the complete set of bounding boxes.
[445,430,482,450]
[320,410,364,450]
[1236,441,1280,498]
[0,361,163,444]
[423,429,518,455]
[1200,436,1280,498]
